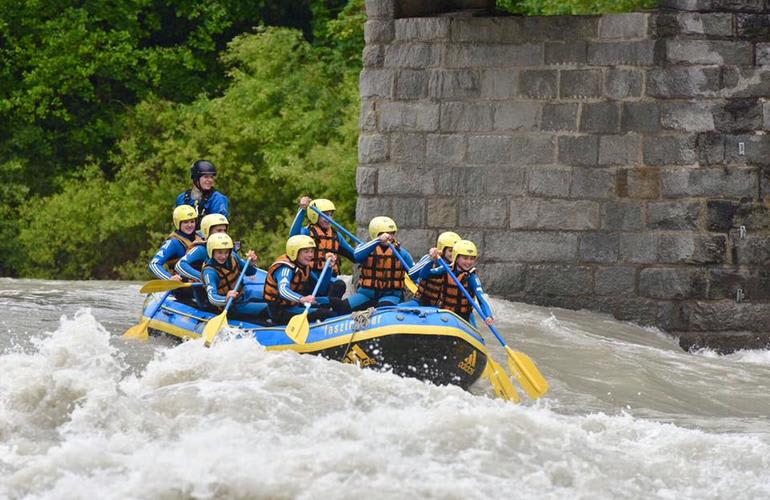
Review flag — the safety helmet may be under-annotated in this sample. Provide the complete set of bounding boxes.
[173,205,197,230]
[190,160,217,182]
[200,213,229,239]
[306,198,336,224]
[286,235,316,261]
[437,231,461,254]
[453,240,478,258]
[206,233,234,259]
[368,216,398,240]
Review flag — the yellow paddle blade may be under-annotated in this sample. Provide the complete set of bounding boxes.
[506,347,548,399]
[139,280,193,294]
[123,318,150,341]
[203,310,228,348]
[285,311,310,344]
[483,357,520,403]
[404,275,418,294]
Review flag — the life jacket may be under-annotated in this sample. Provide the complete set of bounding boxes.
[264,254,311,305]
[185,240,207,271]
[165,231,203,271]
[307,224,340,274]
[415,262,443,306]
[357,244,404,291]
[181,189,217,228]
[201,255,241,298]
[439,264,476,317]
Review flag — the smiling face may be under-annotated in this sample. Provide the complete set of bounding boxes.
[456,254,476,271]
[212,248,230,264]
[318,211,333,229]
[297,247,315,267]
[180,219,197,235]
[198,174,215,191]
[442,247,453,261]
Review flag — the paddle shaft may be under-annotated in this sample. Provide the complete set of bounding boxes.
[303,258,332,312]
[309,206,362,244]
[221,258,253,314]
[436,258,507,345]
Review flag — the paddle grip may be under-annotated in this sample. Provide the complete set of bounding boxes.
[437,258,508,348]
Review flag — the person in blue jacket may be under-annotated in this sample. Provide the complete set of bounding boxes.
[148,205,202,281]
[263,235,337,325]
[331,216,414,314]
[402,231,461,307]
[176,159,229,228]
[421,239,495,328]
[289,196,355,299]
[201,233,267,320]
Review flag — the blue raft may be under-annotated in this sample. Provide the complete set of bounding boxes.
[142,290,490,390]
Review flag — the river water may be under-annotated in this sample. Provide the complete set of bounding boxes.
[1,277,769,499]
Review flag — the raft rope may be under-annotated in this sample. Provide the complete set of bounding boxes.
[339,307,375,362]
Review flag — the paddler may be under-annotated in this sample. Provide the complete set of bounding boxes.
[176,159,230,229]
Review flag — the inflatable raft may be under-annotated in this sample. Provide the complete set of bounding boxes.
[141,292,489,390]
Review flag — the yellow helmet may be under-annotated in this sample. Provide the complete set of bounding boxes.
[206,233,234,259]
[368,216,398,239]
[286,235,316,261]
[200,213,229,239]
[307,198,335,224]
[173,205,197,230]
[437,231,461,254]
[453,240,478,258]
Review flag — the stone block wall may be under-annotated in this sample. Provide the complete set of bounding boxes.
[359,0,770,351]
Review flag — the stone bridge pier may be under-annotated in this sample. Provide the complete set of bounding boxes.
[357,0,770,351]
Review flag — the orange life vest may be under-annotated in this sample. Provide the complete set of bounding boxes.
[357,244,405,291]
[264,255,311,305]
[308,224,341,274]
[415,263,443,306]
[201,255,241,297]
[166,231,203,271]
[439,265,475,317]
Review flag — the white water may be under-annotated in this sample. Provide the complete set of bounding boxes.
[1,278,770,499]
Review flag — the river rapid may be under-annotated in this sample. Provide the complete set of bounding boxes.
[1,277,769,499]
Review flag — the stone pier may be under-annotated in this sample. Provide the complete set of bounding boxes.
[358,0,770,352]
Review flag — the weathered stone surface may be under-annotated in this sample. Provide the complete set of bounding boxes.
[545,41,587,65]
[356,196,393,224]
[396,229,435,256]
[579,232,619,263]
[695,132,725,165]
[485,231,578,262]
[601,200,644,230]
[525,265,593,296]
[459,197,508,227]
[437,166,527,196]
[706,200,739,232]
[678,330,770,354]
[365,20,395,44]
[658,234,727,264]
[359,134,389,164]
[646,67,721,98]
[467,135,512,164]
[724,134,770,164]
[428,69,480,98]
[380,102,440,131]
[560,70,602,99]
[621,103,661,133]
[360,99,377,132]
[481,263,525,296]
[493,102,541,131]
[660,102,715,132]
[357,167,378,195]
[643,135,697,165]
[652,12,734,37]
[480,69,518,99]
[360,69,394,98]
[365,0,395,19]
[647,201,702,230]
[390,133,425,163]
[445,43,543,68]
[509,198,599,230]
[384,44,440,68]
[395,18,450,41]
[426,134,465,164]
[722,68,770,98]
[683,302,770,334]
[616,167,661,199]
[558,135,599,166]
[588,40,657,66]
[605,69,643,99]
[736,13,770,39]
[440,102,494,132]
[620,233,659,263]
[377,165,438,195]
[580,102,620,133]
[639,268,707,300]
[599,13,650,39]
[758,44,770,65]
[527,166,572,197]
[662,167,758,197]
[363,45,385,67]
[734,236,770,265]
[713,99,763,133]
[707,267,770,301]
[511,135,556,165]
[599,134,641,166]
[570,167,616,199]
[658,0,766,12]
[666,40,754,66]
[595,266,636,296]
[519,70,558,98]
[541,103,578,131]
[427,198,457,228]
[391,197,425,227]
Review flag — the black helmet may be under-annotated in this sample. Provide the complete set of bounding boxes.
[190,160,217,182]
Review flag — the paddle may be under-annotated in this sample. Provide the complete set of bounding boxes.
[308,206,418,293]
[437,258,548,400]
[123,290,173,341]
[203,260,252,348]
[483,356,521,403]
[139,279,202,294]
[285,258,332,344]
